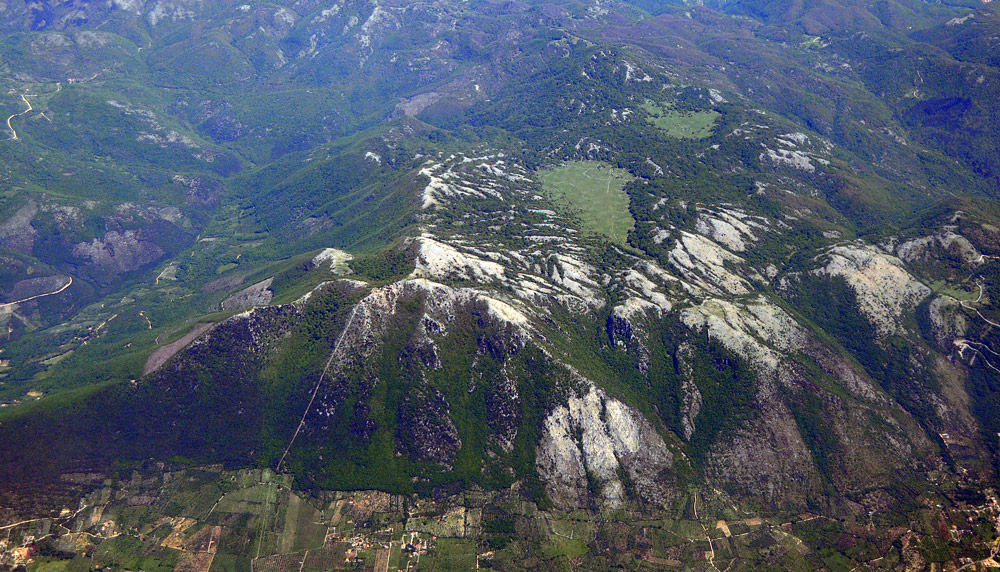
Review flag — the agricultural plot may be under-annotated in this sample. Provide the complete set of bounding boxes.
[405,506,470,537]
[540,516,592,560]
[417,538,477,571]
[298,543,350,572]
[278,493,326,554]
[8,466,921,572]
[640,100,719,139]
[214,484,277,515]
[537,161,635,245]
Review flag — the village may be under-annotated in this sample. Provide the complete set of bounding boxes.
[1,465,999,572]
[0,469,468,572]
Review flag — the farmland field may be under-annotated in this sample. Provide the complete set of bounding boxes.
[537,161,635,245]
[419,538,477,571]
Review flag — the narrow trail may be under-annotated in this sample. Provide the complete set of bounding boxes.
[0,518,47,531]
[2,496,95,533]
[690,495,721,572]
[960,283,1000,329]
[954,282,1000,372]
[579,166,618,236]
[0,276,72,312]
[276,304,362,472]
[5,95,34,140]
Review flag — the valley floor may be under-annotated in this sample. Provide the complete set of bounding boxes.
[1,466,998,572]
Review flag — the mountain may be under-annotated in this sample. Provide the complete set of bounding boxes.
[1,0,999,570]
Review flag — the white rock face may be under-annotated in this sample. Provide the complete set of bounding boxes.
[314,4,342,23]
[780,132,810,146]
[146,0,200,27]
[321,278,532,384]
[549,254,603,308]
[221,278,274,311]
[411,235,507,283]
[694,207,769,252]
[817,244,930,335]
[613,297,663,320]
[681,296,807,373]
[897,232,981,265]
[357,4,398,54]
[928,295,968,342]
[418,158,511,208]
[680,374,702,441]
[111,0,144,14]
[409,152,612,313]
[760,131,832,171]
[669,231,752,295]
[313,248,353,275]
[0,200,38,254]
[681,294,892,408]
[536,385,673,510]
[72,230,164,273]
[696,216,749,252]
[419,164,448,209]
[622,269,673,312]
[762,147,815,171]
[947,12,975,25]
[708,88,727,104]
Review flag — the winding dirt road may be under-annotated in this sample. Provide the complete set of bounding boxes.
[6,95,34,140]
[953,282,1000,372]
[0,276,72,312]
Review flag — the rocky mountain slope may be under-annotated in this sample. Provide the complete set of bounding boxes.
[1,0,1000,569]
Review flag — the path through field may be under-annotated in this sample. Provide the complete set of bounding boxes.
[538,160,635,245]
[580,166,617,237]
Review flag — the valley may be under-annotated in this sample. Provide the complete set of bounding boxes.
[2,466,996,572]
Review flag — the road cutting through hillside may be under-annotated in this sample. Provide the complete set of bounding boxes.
[961,283,1000,329]
[6,95,34,140]
[0,276,72,312]
[952,282,1000,372]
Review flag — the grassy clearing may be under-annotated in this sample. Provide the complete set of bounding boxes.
[800,35,827,49]
[215,484,275,514]
[31,560,69,572]
[928,280,978,301]
[640,100,719,139]
[420,538,477,571]
[286,495,327,552]
[537,161,635,244]
[541,517,592,559]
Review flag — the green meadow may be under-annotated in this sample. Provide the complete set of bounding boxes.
[538,161,635,245]
[641,100,719,139]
